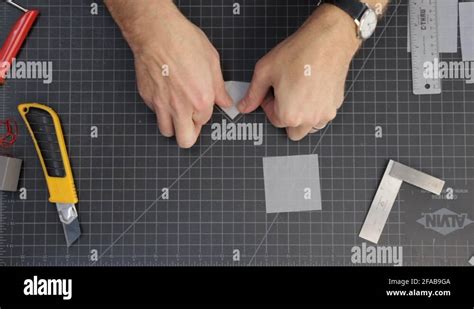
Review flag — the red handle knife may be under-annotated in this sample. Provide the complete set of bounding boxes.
[0,2,39,85]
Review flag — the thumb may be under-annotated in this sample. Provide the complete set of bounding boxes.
[238,64,272,114]
[214,80,233,108]
[212,61,233,108]
[261,97,284,128]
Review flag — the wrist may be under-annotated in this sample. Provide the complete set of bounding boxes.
[309,4,361,60]
[361,0,390,15]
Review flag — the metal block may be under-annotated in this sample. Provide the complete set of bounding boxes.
[0,156,22,192]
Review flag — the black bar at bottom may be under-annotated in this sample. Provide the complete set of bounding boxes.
[0,267,472,306]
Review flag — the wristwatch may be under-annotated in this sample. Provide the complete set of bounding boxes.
[326,0,378,41]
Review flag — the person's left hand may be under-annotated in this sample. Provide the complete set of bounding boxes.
[238,4,361,141]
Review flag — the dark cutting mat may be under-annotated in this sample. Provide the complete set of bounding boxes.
[0,0,473,266]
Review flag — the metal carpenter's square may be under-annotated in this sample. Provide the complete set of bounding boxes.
[359,160,445,244]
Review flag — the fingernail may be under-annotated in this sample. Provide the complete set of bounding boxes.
[224,98,233,108]
[237,100,246,113]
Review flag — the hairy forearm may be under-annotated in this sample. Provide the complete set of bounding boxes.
[104,0,179,46]
[105,0,172,25]
[310,0,391,58]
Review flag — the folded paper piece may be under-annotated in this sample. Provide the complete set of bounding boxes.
[221,81,250,120]
[263,154,322,214]
[460,2,474,61]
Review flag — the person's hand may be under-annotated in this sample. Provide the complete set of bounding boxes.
[106,0,232,148]
[238,4,361,141]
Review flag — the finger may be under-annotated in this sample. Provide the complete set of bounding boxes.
[215,82,233,108]
[213,69,233,109]
[314,121,328,130]
[238,62,272,114]
[135,60,157,111]
[173,114,200,149]
[286,124,313,142]
[309,121,329,134]
[336,95,345,110]
[192,103,214,126]
[143,99,155,112]
[261,97,285,128]
[156,110,175,137]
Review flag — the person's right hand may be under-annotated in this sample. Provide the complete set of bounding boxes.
[105,0,232,148]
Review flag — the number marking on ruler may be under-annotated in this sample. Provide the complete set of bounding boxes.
[409,0,442,95]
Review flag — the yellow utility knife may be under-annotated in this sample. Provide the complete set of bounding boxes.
[18,103,80,247]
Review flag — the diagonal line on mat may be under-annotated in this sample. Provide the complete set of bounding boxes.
[248,1,402,265]
[247,214,279,266]
[93,140,220,263]
[311,0,402,154]
[93,107,249,264]
[96,1,402,265]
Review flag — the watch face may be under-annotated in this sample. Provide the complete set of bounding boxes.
[359,9,378,40]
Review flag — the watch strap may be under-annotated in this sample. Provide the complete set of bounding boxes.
[326,0,368,21]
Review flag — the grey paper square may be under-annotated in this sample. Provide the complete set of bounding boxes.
[460,2,474,61]
[221,81,249,120]
[408,0,458,53]
[262,155,322,213]
[438,0,458,53]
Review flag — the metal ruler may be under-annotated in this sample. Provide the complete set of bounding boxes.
[0,193,6,266]
[409,0,442,95]
[359,160,445,244]
[0,3,9,261]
